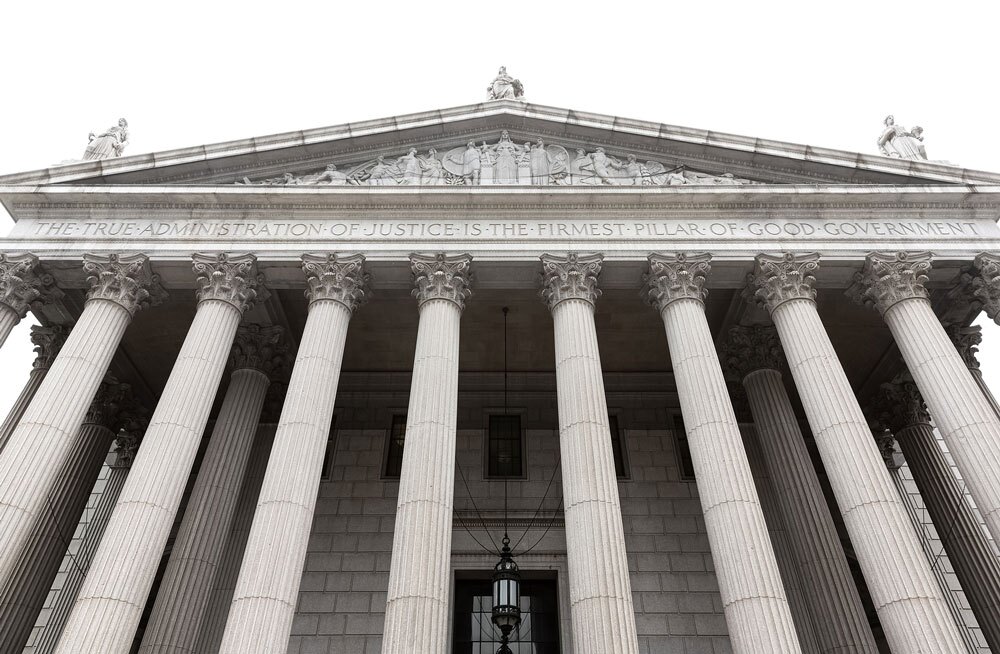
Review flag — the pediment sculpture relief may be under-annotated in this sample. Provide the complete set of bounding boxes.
[235,131,757,187]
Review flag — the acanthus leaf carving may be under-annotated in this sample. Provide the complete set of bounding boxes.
[849,251,932,316]
[113,409,148,469]
[301,253,370,312]
[643,252,711,312]
[0,253,61,319]
[193,252,260,313]
[872,379,931,434]
[411,253,473,309]
[945,323,982,370]
[723,325,784,380]
[84,253,165,316]
[230,324,289,379]
[748,252,820,313]
[539,252,602,310]
[971,253,1000,324]
[84,376,133,432]
[29,324,68,370]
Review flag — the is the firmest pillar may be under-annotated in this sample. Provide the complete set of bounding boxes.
[56,253,260,654]
[0,253,160,592]
[0,252,59,349]
[382,253,472,654]
[852,252,1000,543]
[140,325,286,654]
[644,253,800,654]
[540,253,639,654]
[0,325,67,451]
[724,326,878,654]
[750,253,965,653]
[220,253,368,654]
[872,380,1000,649]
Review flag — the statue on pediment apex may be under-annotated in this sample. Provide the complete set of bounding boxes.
[487,66,525,101]
[83,117,129,160]
[878,115,928,160]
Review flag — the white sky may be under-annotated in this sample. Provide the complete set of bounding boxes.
[0,0,998,414]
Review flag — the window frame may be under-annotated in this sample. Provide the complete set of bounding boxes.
[671,411,696,481]
[482,408,528,480]
[607,409,630,480]
[381,411,409,480]
[319,412,338,482]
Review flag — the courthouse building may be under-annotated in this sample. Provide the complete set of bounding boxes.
[1,75,1000,654]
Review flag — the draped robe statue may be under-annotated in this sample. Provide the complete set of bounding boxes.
[83,118,129,160]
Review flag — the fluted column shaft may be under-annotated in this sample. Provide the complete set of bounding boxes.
[193,423,277,654]
[894,419,1000,648]
[768,298,964,652]
[661,300,800,652]
[971,369,1000,419]
[0,305,19,351]
[739,423,822,654]
[883,299,1000,542]
[34,448,135,654]
[140,356,275,654]
[0,253,156,591]
[0,299,132,586]
[741,368,878,653]
[0,367,47,452]
[0,418,117,654]
[382,298,463,654]
[0,325,68,453]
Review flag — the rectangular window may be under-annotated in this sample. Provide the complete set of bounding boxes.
[383,414,407,479]
[608,414,628,479]
[320,415,337,481]
[673,414,696,480]
[487,414,523,478]
[453,577,560,654]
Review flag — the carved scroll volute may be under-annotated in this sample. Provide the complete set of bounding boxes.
[971,253,1000,323]
[539,252,602,310]
[748,252,820,314]
[850,251,932,316]
[301,253,370,313]
[723,325,784,381]
[411,253,473,310]
[642,252,711,313]
[193,252,261,314]
[29,324,69,370]
[84,253,165,316]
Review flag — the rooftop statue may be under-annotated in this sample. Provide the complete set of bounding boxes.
[83,118,129,160]
[877,115,928,161]
[487,66,524,101]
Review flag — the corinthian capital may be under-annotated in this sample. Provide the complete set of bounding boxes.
[113,411,148,469]
[29,324,68,370]
[946,323,982,370]
[302,253,370,311]
[193,253,261,313]
[872,380,931,434]
[643,253,711,312]
[84,253,164,316]
[723,325,783,380]
[0,253,60,318]
[411,253,473,309]
[850,252,932,316]
[539,252,601,310]
[749,253,820,313]
[84,376,133,431]
[971,253,1000,323]
[230,324,289,378]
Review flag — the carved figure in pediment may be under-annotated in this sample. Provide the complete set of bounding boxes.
[878,115,927,160]
[614,154,645,186]
[442,142,482,185]
[664,167,688,185]
[492,130,520,184]
[397,148,422,185]
[589,148,618,185]
[296,164,349,186]
[487,66,524,100]
[83,118,129,160]
[420,149,445,185]
[369,155,398,186]
[527,138,569,185]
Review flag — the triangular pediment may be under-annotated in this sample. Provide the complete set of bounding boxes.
[2,100,998,189]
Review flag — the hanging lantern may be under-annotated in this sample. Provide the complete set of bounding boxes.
[491,534,521,653]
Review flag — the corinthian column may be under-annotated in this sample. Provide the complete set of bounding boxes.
[0,376,132,653]
[947,324,1000,418]
[0,253,160,592]
[220,253,368,654]
[724,326,878,654]
[56,253,260,654]
[750,253,965,653]
[0,253,60,348]
[537,253,639,654]
[970,252,1000,324]
[871,381,1000,649]
[644,254,800,654]
[381,253,472,654]
[0,324,67,451]
[140,325,286,654]
[852,251,1000,543]
[33,418,147,654]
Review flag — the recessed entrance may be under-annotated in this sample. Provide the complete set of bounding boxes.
[453,576,560,653]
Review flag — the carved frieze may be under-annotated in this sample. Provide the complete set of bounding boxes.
[234,130,758,188]
[849,251,931,315]
[230,324,289,379]
[302,253,370,312]
[748,253,820,313]
[84,253,165,316]
[0,253,61,319]
[29,324,68,370]
[193,252,261,313]
[643,253,711,312]
[724,326,784,380]
[411,253,473,309]
[539,253,602,310]
[971,253,1000,323]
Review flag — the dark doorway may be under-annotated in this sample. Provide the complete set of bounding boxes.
[453,576,560,653]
